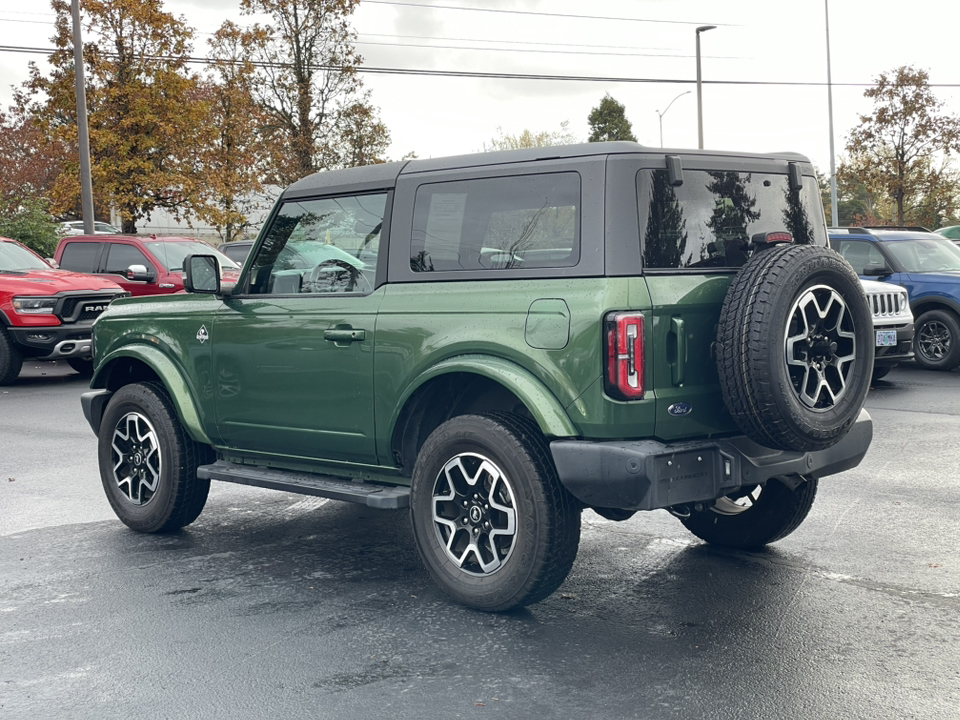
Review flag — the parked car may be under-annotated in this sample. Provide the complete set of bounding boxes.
[60,220,122,236]
[859,278,913,380]
[934,225,960,244]
[0,236,125,384]
[830,227,960,370]
[217,240,255,264]
[55,234,241,296]
[81,143,874,611]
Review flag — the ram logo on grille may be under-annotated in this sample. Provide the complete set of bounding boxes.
[85,303,108,313]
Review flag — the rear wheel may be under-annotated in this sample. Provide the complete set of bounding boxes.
[680,477,818,550]
[98,381,212,533]
[913,309,960,371]
[410,413,581,611]
[0,328,23,386]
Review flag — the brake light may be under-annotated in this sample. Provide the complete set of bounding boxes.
[604,312,645,400]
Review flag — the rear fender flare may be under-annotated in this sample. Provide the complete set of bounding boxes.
[390,354,578,439]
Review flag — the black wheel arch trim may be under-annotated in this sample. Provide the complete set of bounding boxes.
[911,294,960,319]
[81,389,114,434]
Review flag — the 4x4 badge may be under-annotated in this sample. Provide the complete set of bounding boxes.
[196,325,209,344]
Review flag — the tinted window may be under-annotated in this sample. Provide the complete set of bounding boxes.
[638,170,826,269]
[222,243,252,263]
[59,242,101,273]
[833,239,886,274]
[411,173,580,272]
[247,193,387,295]
[104,244,151,275]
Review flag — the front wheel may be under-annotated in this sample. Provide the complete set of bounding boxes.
[410,413,581,611]
[98,381,212,533]
[67,358,94,377]
[0,327,23,386]
[913,309,960,371]
[679,477,818,550]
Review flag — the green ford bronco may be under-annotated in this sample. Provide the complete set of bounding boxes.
[82,142,874,611]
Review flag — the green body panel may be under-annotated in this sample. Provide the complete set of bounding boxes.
[209,290,383,463]
[642,274,740,440]
[92,294,221,445]
[373,278,646,461]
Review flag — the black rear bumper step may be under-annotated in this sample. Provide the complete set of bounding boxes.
[196,461,410,509]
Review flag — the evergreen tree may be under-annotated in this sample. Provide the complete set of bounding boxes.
[588,95,636,142]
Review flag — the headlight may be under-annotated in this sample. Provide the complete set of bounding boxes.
[12,297,58,315]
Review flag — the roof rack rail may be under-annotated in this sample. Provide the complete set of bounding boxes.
[860,225,931,232]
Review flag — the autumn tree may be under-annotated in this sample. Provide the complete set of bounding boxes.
[193,21,271,243]
[483,121,579,151]
[240,0,391,185]
[844,66,960,227]
[588,94,636,143]
[24,0,209,233]
[0,108,64,204]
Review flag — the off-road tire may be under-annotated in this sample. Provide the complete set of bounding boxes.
[913,308,960,371]
[410,413,581,612]
[680,476,818,550]
[716,244,873,452]
[871,365,893,382]
[98,381,212,533]
[0,327,23,385]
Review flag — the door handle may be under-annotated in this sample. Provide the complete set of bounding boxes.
[671,317,686,386]
[324,328,366,342]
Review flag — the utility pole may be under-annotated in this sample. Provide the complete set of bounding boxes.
[71,0,95,233]
[825,0,839,227]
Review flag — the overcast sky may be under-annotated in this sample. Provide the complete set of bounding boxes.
[2,0,959,176]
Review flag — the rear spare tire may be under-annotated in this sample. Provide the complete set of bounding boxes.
[716,244,872,452]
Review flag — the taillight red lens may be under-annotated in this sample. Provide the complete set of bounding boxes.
[604,312,644,400]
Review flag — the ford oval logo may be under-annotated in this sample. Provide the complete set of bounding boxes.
[668,402,692,417]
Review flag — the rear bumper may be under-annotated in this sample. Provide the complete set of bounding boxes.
[550,409,873,512]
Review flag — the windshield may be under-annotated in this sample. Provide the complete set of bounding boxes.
[883,237,960,273]
[144,240,240,271]
[0,241,51,272]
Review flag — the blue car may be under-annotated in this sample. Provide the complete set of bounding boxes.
[830,227,960,370]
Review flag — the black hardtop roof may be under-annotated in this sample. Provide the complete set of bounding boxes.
[281,141,814,198]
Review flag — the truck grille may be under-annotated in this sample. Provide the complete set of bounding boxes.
[868,291,906,319]
[58,295,123,323]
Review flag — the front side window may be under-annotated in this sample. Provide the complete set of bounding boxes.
[410,173,580,272]
[247,193,387,295]
[639,169,827,270]
[104,244,151,275]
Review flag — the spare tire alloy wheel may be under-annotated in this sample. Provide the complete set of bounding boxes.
[411,413,581,612]
[785,284,856,410]
[716,244,873,452]
[98,381,211,533]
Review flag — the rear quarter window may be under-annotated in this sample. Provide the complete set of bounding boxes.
[59,241,101,273]
[638,169,826,270]
[410,172,580,272]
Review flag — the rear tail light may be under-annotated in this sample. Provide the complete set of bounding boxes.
[604,311,645,400]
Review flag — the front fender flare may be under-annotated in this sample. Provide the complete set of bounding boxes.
[94,343,213,445]
[391,354,579,439]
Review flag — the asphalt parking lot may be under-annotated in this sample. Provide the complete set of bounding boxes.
[2,360,959,719]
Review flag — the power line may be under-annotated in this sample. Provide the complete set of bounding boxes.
[2,44,958,88]
[355,39,741,60]
[357,31,681,53]
[362,0,732,26]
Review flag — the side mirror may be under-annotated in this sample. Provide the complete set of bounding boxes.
[183,254,221,294]
[863,263,891,277]
[126,264,156,282]
[45,258,59,269]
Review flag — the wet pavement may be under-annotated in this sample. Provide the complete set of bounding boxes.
[2,361,959,719]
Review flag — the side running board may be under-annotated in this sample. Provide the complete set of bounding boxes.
[196,460,410,510]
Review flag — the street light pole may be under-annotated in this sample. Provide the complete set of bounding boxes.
[71,0,94,234]
[655,91,692,147]
[825,0,839,227]
[695,25,716,150]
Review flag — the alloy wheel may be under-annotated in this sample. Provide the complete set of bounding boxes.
[110,412,162,505]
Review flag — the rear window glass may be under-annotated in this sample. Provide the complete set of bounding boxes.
[638,169,826,270]
[59,241,100,273]
[411,172,580,272]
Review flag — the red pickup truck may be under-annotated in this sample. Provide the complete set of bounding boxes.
[0,236,125,384]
